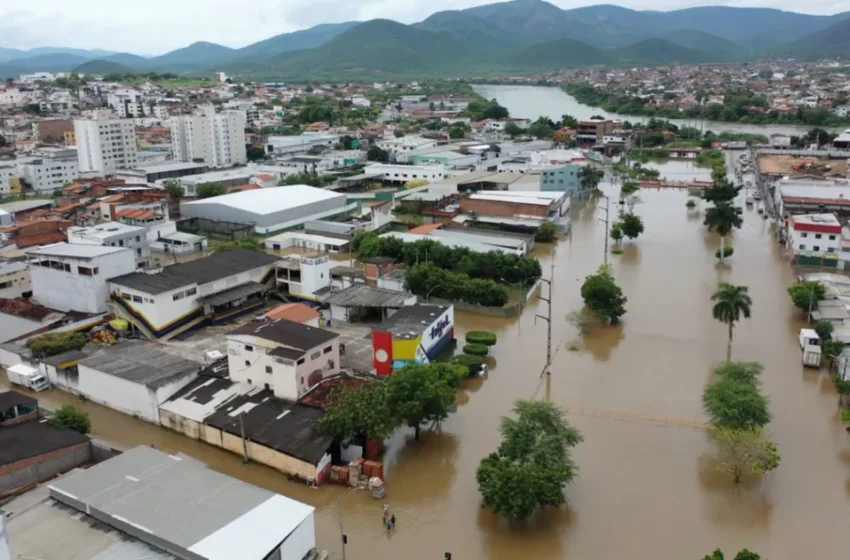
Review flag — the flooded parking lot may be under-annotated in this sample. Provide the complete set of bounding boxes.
[5,160,850,559]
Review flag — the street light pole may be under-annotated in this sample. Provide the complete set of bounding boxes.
[598,194,611,265]
[425,284,442,303]
[535,262,555,401]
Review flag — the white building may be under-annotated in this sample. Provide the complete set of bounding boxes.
[28,243,137,314]
[0,260,31,299]
[0,163,17,195]
[785,213,842,263]
[265,134,340,157]
[17,147,79,192]
[170,105,247,168]
[180,185,353,235]
[72,341,199,423]
[377,135,437,154]
[363,163,446,183]
[227,318,341,400]
[108,248,281,337]
[74,110,139,175]
[67,221,150,267]
[0,88,28,106]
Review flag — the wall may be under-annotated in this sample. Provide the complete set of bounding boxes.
[77,364,160,422]
[160,408,202,439]
[113,282,199,331]
[0,441,90,494]
[278,516,316,560]
[0,264,31,299]
[459,198,550,218]
[790,226,841,256]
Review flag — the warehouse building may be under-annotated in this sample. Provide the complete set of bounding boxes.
[372,304,454,375]
[180,185,353,234]
[31,445,317,560]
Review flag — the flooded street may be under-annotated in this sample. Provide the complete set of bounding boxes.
[6,161,850,558]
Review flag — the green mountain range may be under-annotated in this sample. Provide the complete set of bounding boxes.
[2,1,850,79]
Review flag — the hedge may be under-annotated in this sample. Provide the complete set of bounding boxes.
[466,331,497,346]
[452,354,484,376]
[715,247,734,259]
[26,331,87,358]
[463,343,489,356]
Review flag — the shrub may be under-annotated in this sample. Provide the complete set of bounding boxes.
[463,343,489,356]
[50,404,91,434]
[686,199,697,208]
[26,331,87,358]
[405,264,508,307]
[466,331,497,346]
[715,247,734,259]
[452,354,484,376]
[534,221,557,242]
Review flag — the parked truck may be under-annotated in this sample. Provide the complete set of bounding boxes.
[799,328,823,368]
[6,363,49,391]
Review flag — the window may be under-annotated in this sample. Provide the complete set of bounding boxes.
[245,360,250,366]
[829,235,836,240]
[800,232,808,238]
[813,245,821,252]
[78,266,95,276]
[323,346,332,354]
[827,247,836,253]
[185,288,197,296]
[132,295,143,303]
[799,245,806,250]
[244,344,253,352]
[121,292,131,300]
[119,239,124,246]
[815,234,822,239]
[843,248,850,253]
[172,291,185,301]
[300,377,305,386]
[297,357,305,365]
[311,351,321,360]
[265,365,272,373]
[136,235,141,242]
[264,383,270,390]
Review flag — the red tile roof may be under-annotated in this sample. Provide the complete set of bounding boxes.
[264,303,320,323]
[15,231,67,248]
[408,223,443,235]
[116,207,158,220]
[0,298,59,321]
[299,374,369,408]
[226,184,261,193]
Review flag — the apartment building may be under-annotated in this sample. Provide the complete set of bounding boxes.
[67,222,150,268]
[170,105,247,168]
[74,110,139,176]
[17,147,79,192]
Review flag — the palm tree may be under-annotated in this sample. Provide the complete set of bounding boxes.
[704,201,743,264]
[711,283,752,361]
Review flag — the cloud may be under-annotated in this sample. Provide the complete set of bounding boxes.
[2,0,849,53]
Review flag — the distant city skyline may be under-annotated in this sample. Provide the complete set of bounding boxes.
[3,0,850,54]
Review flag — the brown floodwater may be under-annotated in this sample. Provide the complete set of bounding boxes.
[5,158,850,559]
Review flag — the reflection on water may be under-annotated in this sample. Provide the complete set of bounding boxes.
[6,161,850,558]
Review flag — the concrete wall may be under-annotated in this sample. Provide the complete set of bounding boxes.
[459,198,550,218]
[278,515,316,560]
[0,441,90,494]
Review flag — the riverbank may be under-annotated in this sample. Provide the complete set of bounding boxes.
[472,84,845,135]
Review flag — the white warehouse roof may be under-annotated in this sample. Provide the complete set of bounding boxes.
[182,185,344,216]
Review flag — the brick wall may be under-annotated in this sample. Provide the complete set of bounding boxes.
[459,198,550,218]
[0,410,38,427]
[0,441,91,493]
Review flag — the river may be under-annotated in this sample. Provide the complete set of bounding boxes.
[473,84,840,136]
[5,162,850,558]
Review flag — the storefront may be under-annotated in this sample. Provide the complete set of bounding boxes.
[372,304,455,376]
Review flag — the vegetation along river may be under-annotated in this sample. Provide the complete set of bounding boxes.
[472,84,841,136]
[7,154,850,558]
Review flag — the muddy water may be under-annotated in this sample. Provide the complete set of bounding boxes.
[6,168,850,558]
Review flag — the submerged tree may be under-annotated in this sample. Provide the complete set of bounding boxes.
[711,283,752,361]
[704,202,743,264]
[710,427,780,484]
[580,264,627,324]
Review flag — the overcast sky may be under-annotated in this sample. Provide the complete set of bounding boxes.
[3,0,849,54]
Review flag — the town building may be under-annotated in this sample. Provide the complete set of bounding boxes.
[116,161,209,184]
[540,164,582,194]
[71,341,200,423]
[264,302,321,326]
[265,133,340,157]
[783,213,842,267]
[323,284,416,325]
[108,248,281,338]
[16,147,79,192]
[158,168,253,197]
[0,297,66,344]
[34,119,74,144]
[576,119,616,144]
[180,185,352,235]
[372,304,454,375]
[227,318,341,399]
[170,105,248,168]
[0,390,38,426]
[28,243,137,314]
[67,221,150,267]
[73,110,139,175]
[379,225,532,256]
[0,260,31,299]
[24,445,317,560]
[363,163,446,185]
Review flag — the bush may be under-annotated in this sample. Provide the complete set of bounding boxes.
[463,343,489,356]
[466,331,497,346]
[787,281,827,311]
[405,264,508,307]
[534,221,557,242]
[452,354,484,376]
[49,404,91,434]
[715,247,734,259]
[26,331,87,358]
[686,199,697,208]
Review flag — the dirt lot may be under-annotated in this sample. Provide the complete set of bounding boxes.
[758,154,848,177]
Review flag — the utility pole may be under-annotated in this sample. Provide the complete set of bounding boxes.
[338,496,348,560]
[535,262,554,401]
[598,194,611,265]
[239,413,248,463]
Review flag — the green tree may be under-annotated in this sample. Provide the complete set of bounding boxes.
[476,400,582,520]
[449,125,466,139]
[703,548,763,560]
[367,145,389,162]
[787,281,827,315]
[713,361,763,385]
[26,331,87,358]
[710,427,780,484]
[704,202,743,264]
[580,264,627,324]
[246,145,266,161]
[579,166,604,193]
[50,404,91,434]
[618,213,644,240]
[196,182,227,199]
[162,179,185,200]
[610,222,624,246]
[528,118,554,139]
[534,221,557,242]
[814,320,834,341]
[620,181,639,199]
[560,114,579,129]
[823,340,844,367]
[385,363,465,440]
[318,382,396,441]
[504,121,522,136]
[703,379,771,431]
[701,182,741,204]
[711,283,752,360]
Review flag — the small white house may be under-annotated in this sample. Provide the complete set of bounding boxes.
[67,221,150,267]
[226,318,341,400]
[28,243,137,314]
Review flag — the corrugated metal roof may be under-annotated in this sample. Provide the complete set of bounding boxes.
[79,341,199,388]
[323,284,411,308]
